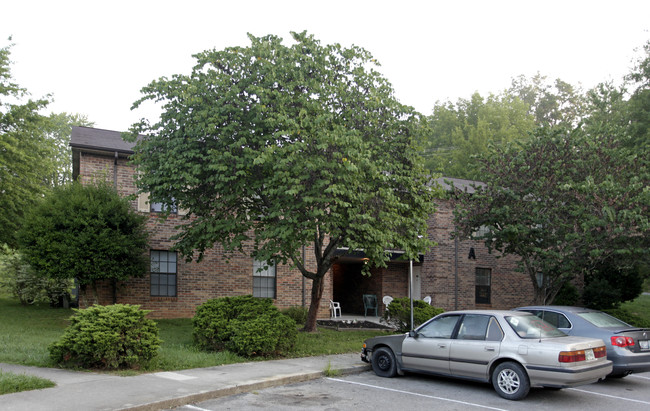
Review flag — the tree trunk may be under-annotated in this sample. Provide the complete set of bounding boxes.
[303,275,325,332]
[533,284,546,305]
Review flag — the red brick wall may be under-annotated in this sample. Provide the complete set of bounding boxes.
[75,148,534,319]
[420,200,534,311]
[75,150,332,318]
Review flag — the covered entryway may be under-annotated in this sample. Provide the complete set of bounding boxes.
[330,251,422,316]
[331,261,378,315]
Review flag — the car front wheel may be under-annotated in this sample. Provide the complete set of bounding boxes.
[371,347,397,378]
[492,362,530,400]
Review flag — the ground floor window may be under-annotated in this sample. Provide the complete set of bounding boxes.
[253,259,276,298]
[150,250,177,296]
[475,267,491,304]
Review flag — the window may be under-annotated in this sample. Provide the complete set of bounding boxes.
[475,268,491,304]
[578,311,630,328]
[457,314,490,340]
[472,225,490,238]
[417,314,461,338]
[253,259,276,298]
[486,317,504,341]
[151,251,177,296]
[529,310,572,329]
[150,201,177,213]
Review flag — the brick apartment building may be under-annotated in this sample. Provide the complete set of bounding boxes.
[70,126,534,318]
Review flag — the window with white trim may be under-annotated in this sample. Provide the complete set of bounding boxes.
[253,259,276,298]
[150,250,177,296]
[150,200,177,213]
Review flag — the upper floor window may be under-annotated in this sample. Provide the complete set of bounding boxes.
[472,225,490,238]
[150,200,177,214]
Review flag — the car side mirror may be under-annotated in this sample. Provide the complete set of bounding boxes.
[408,330,418,339]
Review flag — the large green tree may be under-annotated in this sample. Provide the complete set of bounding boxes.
[44,112,94,187]
[1,41,93,246]
[454,126,649,304]
[128,32,435,331]
[18,182,149,304]
[423,92,534,179]
[0,41,53,246]
[625,40,650,149]
[507,73,587,127]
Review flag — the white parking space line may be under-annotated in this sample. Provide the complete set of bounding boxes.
[630,374,650,381]
[327,378,509,411]
[183,405,211,411]
[568,388,650,405]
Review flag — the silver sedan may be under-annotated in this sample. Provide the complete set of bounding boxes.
[361,310,612,400]
[516,306,650,377]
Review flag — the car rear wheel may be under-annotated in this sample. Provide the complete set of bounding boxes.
[492,362,530,400]
[371,347,397,377]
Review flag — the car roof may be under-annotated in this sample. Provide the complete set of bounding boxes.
[515,306,600,313]
[442,310,533,316]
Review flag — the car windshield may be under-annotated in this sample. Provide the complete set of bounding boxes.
[505,314,567,339]
[577,312,631,328]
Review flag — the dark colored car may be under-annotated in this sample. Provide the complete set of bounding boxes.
[361,310,611,400]
[515,306,650,377]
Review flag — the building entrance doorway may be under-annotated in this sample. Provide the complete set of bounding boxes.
[331,262,376,315]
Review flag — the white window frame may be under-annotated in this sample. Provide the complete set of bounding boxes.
[253,259,276,299]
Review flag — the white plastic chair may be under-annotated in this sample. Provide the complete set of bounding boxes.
[330,300,341,318]
[423,295,432,305]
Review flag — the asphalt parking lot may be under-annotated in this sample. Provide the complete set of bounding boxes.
[170,370,650,411]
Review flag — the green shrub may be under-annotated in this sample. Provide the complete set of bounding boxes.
[193,295,297,357]
[0,244,73,306]
[382,297,444,332]
[49,304,161,369]
[281,306,308,325]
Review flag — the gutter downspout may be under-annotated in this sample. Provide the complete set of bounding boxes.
[454,236,459,310]
[112,151,119,304]
[302,245,306,307]
[113,152,119,188]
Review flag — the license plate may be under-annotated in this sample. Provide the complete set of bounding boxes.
[585,349,595,361]
[640,340,649,350]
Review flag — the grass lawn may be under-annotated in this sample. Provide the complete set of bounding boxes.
[0,370,55,395]
[620,293,650,315]
[0,297,388,372]
[617,293,650,327]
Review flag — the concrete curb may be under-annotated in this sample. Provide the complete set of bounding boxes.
[122,363,371,411]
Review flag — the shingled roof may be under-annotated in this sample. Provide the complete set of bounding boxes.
[70,126,136,154]
[434,176,485,194]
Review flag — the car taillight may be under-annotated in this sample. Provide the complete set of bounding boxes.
[593,346,607,358]
[611,336,635,347]
[559,350,586,363]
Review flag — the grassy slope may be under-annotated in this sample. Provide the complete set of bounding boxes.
[0,297,387,372]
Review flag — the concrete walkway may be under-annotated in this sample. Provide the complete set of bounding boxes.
[0,353,369,411]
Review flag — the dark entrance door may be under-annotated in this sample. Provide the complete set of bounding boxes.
[332,262,378,315]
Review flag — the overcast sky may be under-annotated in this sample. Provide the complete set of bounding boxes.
[2,0,649,132]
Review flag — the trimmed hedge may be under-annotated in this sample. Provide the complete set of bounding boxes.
[49,304,161,369]
[382,297,444,332]
[193,295,297,357]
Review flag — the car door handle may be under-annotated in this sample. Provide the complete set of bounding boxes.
[438,344,447,348]
[485,347,495,352]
